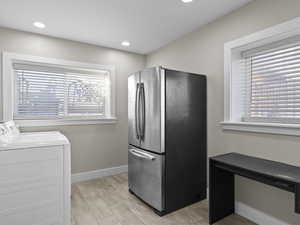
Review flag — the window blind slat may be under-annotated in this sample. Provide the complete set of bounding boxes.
[251,86,300,93]
[252,59,300,71]
[252,65,300,75]
[250,53,300,68]
[251,44,300,60]
[251,92,300,98]
[251,70,300,79]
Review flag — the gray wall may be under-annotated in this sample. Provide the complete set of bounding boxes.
[2,0,300,223]
[146,0,300,224]
[0,27,146,174]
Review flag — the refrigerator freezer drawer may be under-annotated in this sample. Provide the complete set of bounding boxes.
[128,146,164,211]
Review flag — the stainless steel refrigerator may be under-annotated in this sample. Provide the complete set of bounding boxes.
[128,67,206,215]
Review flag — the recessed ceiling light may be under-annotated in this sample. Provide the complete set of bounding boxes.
[33,21,46,29]
[121,41,130,47]
[182,0,193,3]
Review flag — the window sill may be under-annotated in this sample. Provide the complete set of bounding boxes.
[15,117,118,127]
[221,121,300,136]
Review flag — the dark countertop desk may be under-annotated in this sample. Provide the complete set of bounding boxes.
[209,153,300,224]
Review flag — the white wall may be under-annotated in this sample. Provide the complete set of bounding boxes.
[146,0,300,224]
[0,27,146,174]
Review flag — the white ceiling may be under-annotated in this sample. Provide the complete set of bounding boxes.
[0,0,252,54]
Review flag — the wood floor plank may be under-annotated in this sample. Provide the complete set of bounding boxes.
[71,185,100,225]
[76,179,123,225]
[71,173,257,225]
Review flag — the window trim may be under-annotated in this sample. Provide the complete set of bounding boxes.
[2,52,117,127]
[223,16,300,136]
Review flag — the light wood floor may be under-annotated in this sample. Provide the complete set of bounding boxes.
[71,173,257,225]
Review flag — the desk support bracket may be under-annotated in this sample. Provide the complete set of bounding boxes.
[209,159,234,224]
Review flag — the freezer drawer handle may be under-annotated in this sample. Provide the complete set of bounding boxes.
[129,149,156,161]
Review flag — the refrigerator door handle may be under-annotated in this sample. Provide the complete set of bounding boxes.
[140,83,146,140]
[129,149,156,161]
[135,83,140,139]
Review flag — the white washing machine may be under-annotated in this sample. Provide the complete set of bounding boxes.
[0,131,71,225]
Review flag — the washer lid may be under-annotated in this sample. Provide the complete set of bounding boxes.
[0,131,70,151]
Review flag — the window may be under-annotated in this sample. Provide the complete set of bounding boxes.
[242,39,300,124]
[222,17,300,136]
[14,64,110,119]
[3,53,116,126]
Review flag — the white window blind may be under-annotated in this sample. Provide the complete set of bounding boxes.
[14,63,110,119]
[242,40,300,123]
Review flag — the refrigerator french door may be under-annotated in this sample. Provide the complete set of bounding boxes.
[128,67,207,215]
[128,67,164,153]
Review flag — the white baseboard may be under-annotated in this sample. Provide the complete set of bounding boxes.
[235,201,291,225]
[71,165,128,184]
[207,188,290,225]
